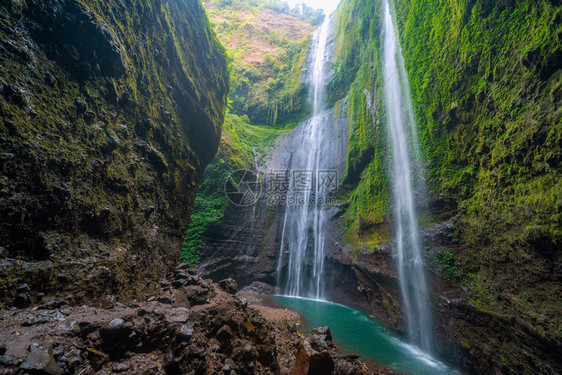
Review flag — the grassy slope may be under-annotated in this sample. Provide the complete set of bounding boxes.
[203,0,316,124]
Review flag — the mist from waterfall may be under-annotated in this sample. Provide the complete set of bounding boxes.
[382,0,433,352]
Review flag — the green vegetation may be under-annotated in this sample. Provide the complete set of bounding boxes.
[393,0,561,344]
[0,0,228,305]
[182,0,317,266]
[328,0,392,248]
[204,0,318,124]
[329,0,560,371]
[432,250,460,281]
[206,0,324,24]
[181,113,299,266]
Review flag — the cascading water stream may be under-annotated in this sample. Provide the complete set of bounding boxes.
[276,16,332,299]
[275,2,434,354]
[382,0,433,352]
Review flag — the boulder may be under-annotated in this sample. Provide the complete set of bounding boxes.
[290,340,335,375]
[216,324,234,347]
[219,278,239,294]
[14,293,31,308]
[21,342,63,375]
[307,326,335,352]
[112,363,129,373]
[177,324,194,343]
[60,350,82,371]
[99,318,135,357]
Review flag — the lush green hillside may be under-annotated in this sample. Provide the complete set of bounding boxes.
[330,0,561,372]
[203,0,317,124]
[394,0,561,371]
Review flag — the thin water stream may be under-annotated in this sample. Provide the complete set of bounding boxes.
[382,0,433,351]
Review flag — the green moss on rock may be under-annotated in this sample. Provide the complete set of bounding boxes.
[0,0,229,306]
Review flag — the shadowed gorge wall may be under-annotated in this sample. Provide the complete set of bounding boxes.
[0,0,229,307]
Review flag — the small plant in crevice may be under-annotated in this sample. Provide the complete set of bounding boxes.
[432,250,461,281]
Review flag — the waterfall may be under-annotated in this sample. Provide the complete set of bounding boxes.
[276,16,332,299]
[382,0,433,352]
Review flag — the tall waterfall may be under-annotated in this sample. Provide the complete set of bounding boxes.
[382,0,433,352]
[276,16,333,299]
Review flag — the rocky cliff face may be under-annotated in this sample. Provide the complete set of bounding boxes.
[391,0,561,373]
[0,0,229,307]
[196,100,356,300]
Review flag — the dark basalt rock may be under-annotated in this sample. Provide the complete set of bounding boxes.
[157,296,172,305]
[307,327,336,352]
[25,0,125,81]
[60,350,82,372]
[21,342,63,375]
[0,268,381,375]
[177,324,194,343]
[291,340,335,375]
[112,363,129,373]
[219,278,239,295]
[99,318,135,358]
[14,293,31,309]
[75,98,88,114]
[147,147,168,173]
[1,84,28,107]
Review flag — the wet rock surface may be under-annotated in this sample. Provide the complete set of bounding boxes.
[20,343,63,375]
[0,0,228,308]
[219,278,239,295]
[0,266,398,375]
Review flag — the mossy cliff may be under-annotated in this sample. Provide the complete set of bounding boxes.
[331,0,561,372]
[329,0,391,249]
[0,0,228,307]
[203,0,316,124]
[395,0,561,372]
[181,112,300,267]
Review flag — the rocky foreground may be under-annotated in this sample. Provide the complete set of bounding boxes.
[0,265,403,375]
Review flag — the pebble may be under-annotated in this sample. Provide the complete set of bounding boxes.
[113,363,129,373]
[178,324,194,342]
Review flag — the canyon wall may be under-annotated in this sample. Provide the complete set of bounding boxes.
[0,0,229,307]
[328,0,561,373]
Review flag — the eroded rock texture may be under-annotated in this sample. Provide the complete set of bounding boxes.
[0,0,229,307]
